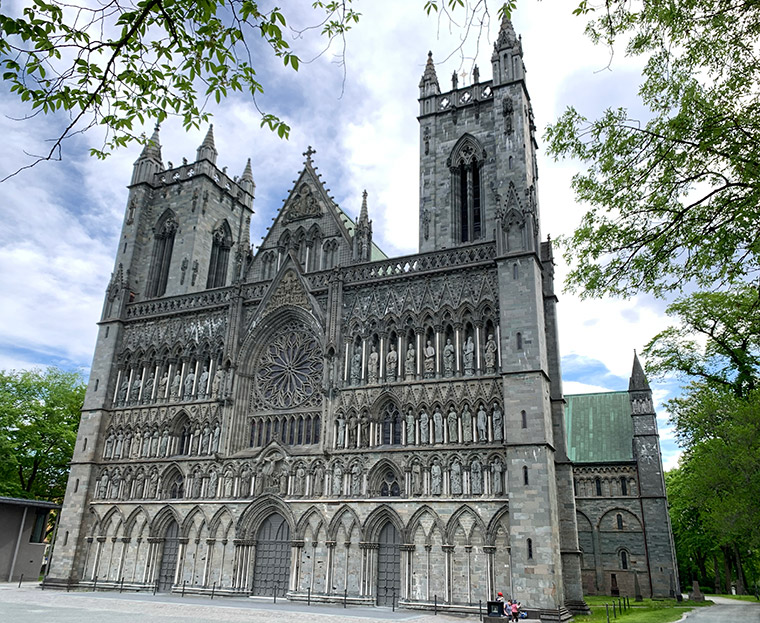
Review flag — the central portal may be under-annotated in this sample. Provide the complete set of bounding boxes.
[376,521,401,606]
[252,513,291,596]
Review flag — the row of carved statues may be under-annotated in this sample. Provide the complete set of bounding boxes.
[335,402,505,448]
[348,332,499,385]
[115,364,228,406]
[102,422,221,460]
[94,454,508,501]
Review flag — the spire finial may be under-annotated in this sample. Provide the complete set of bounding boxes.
[420,51,441,93]
[304,145,316,164]
[359,189,369,224]
[196,124,218,164]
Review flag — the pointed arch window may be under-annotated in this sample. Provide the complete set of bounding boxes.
[146,210,178,297]
[381,402,402,446]
[450,135,485,243]
[207,221,232,288]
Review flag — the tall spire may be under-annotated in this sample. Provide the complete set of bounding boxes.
[629,350,651,391]
[358,189,369,225]
[495,12,519,50]
[419,51,441,97]
[131,123,163,184]
[239,157,255,198]
[141,123,162,160]
[196,124,218,164]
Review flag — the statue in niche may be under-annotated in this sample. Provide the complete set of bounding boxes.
[484,334,498,373]
[123,432,132,458]
[157,371,168,400]
[198,366,210,398]
[471,458,483,495]
[477,404,488,442]
[451,460,462,495]
[424,340,436,378]
[253,469,264,496]
[240,465,252,498]
[350,346,362,385]
[463,336,475,375]
[433,408,444,443]
[142,373,155,402]
[405,343,416,378]
[141,430,151,457]
[223,471,234,498]
[201,424,211,454]
[491,459,503,495]
[150,430,159,456]
[159,430,169,456]
[351,463,362,496]
[212,368,225,397]
[207,470,218,498]
[110,470,121,499]
[170,371,181,400]
[431,461,442,496]
[192,471,202,498]
[367,345,379,383]
[295,466,305,496]
[360,414,369,447]
[332,464,343,496]
[336,415,346,448]
[134,471,145,499]
[419,410,430,444]
[104,433,114,459]
[412,462,422,496]
[98,472,109,499]
[462,405,473,443]
[131,431,141,458]
[118,378,129,405]
[443,338,455,376]
[348,415,358,448]
[191,427,200,454]
[492,403,504,441]
[147,470,158,498]
[386,344,397,381]
[123,470,133,500]
[115,431,124,458]
[183,370,196,399]
[130,376,142,403]
[211,423,220,452]
[447,407,458,443]
[405,409,416,445]
[312,464,324,497]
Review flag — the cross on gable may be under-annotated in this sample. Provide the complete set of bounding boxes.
[303,145,316,164]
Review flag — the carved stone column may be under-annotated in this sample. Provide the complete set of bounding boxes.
[442,544,455,603]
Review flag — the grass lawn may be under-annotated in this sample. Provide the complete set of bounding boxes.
[579,595,713,623]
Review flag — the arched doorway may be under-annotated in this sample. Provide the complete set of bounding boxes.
[376,521,400,606]
[157,518,179,592]
[252,512,291,596]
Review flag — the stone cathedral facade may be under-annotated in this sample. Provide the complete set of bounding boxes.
[47,18,677,618]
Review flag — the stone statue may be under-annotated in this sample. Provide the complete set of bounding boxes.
[447,407,458,443]
[130,376,142,403]
[150,430,159,456]
[461,405,473,443]
[141,430,151,457]
[424,340,435,378]
[350,346,362,385]
[123,432,132,458]
[104,433,114,459]
[405,409,416,445]
[419,410,430,445]
[336,415,346,448]
[212,368,224,397]
[211,424,220,452]
[170,372,181,400]
[191,427,200,455]
[367,345,379,383]
[99,472,109,499]
[198,366,210,398]
[348,415,358,448]
[351,463,362,496]
[360,414,370,447]
[463,336,475,376]
[157,372,168,400]
[142,373,155,402]
[492,402,504,441]
[433,408,444,443]
[332,465,343,496]
[491,459,503,495]
[183,370,196,399]
[192,471,202,498]
[201,424,211,454]
[240,466,252,498]
[134,471,145,499]
[405,343,416,378]
[223,471,234,497]
[443,338,455,376]
[471,459,482,495]
[123,470,133,500]
[385,343,398,381]
[412,462,422,496]
[115,431,124,458]
[476,404,488,442]
[117,378,129,404]
[110,470,121,499]
[451,460,462,495]
[295,466,305,496]
[147,470,158,498]
[431,462,442,495]
[159,429,168,457]
[484,334,497,373]
[207,470,218,498]
[312,464,325,497]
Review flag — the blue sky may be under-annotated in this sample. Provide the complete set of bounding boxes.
[0,1,685,466]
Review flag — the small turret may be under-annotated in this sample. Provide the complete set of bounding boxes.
[131,124,163,185]
[491,13,524,85]
[419,51,441,98]
[353,189,373,262]
[240,158,255,195]
[196,124,218,164]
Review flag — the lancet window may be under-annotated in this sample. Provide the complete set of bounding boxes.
[206,221,232,288]
[146,210,178,297]
[450,134,485,243]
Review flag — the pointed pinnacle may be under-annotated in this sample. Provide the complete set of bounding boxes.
[359,189,369,223]
[629,350,651,391]
[496,12,518,49]
[420,50,440,87]
[140,123,162,159]
[201,124,216,149]
[241,157,253,181]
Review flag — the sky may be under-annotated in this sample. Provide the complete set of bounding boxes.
[0,1,684,467]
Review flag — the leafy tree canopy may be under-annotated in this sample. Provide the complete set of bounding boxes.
[545,0,760,298]
[0,368,85,502]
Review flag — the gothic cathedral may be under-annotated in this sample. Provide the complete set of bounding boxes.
[47,17,677,619]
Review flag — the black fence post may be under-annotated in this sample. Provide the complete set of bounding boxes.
[182,580,186,597]
[308,587,311,606]
[392,588,396,612]
[274,583,277,604]
[605,603,610,623]
[434,594,438,615]
[153,577,158,595]
[120,576,124,593]
[344,588,347,608]
[93,575,98,592]
[479,599,483,622]
[211,581,216,600]
[613,600,617,618]
[18,574,24,588]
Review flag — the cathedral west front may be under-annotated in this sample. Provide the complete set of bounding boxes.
[46,17,678,620]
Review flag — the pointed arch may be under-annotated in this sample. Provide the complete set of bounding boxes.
[207,219,233,288]
[368,458,403,497]
[146,208,178,297]
[447,504,487,544]
[405,504,445,542]
[486,505,511,546]
[363,504,404,542]
[326,504,362,541]
[150,505,181,536]
[180,505,208,537]
[236,494,295,540]
[449,134,486,243]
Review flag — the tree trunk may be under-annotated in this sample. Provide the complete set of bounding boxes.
[722,546,733,594]
[733,544,747,595]
[696,553,707,587]
[713,551,722,594]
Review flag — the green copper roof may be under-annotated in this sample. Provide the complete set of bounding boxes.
[565,391,633,463]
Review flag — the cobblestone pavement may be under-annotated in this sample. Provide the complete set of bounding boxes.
[0,583,464,623]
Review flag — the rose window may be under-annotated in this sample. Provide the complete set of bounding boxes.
[255,326,322,409]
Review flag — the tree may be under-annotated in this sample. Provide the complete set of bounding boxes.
[0,368,85,502]
[545,0,760,298]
